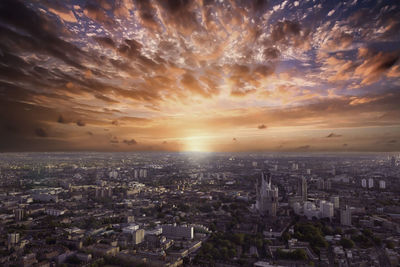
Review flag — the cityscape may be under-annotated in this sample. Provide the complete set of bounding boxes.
[0,152,399,266]
[1,0,400,266]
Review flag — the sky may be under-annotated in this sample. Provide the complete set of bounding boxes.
[0,0,400,152]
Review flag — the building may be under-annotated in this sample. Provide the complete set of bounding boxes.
[330,196,340,209]
[297,176,307,201]
[8,233,20,246]
[14,208,25,221]
[361,179,367,188]
[379,180,386,189]
[122,224,140,234]
[45,208,66,216]
[303,202,319,219]
[95,187,112,198]
[162,224,194,240]
[132,229,145,245]
[109,170,118,179]
[255,171,278,216]
[390,156,396,167]
[317,178,331,190]
[368,178,374,188]
[340,206,352,226]
[320,201,334,219]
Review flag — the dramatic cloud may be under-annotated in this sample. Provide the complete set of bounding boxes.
[0,0,399,152]
[326,133,342,138]
[123,139,138,145]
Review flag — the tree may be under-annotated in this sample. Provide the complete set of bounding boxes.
[340,238,355,249]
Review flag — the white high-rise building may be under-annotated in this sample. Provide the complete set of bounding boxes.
[379,180,386,189]
[361,179,367,188]
[330,196,340,209]
[320,201,334,219]
[109,170,118,179]
[303,201,318,219]
[255,172,278,216]
[368,178,374,188]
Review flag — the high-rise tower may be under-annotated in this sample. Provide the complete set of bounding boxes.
[297,176,307,201]
[256,172,278,216]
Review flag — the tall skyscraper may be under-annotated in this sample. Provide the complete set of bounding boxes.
[297,176,307,201]
[340,205,352,226]
[255,171,278,216]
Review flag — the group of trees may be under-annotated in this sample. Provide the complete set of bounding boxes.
[276,248,308,261]
[293,223,328,254]
[350,229,381,248]
[195,232,268,263]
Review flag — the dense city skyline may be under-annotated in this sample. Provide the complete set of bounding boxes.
[1,0,400,152]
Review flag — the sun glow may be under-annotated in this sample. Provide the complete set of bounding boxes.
[183,136,212,152]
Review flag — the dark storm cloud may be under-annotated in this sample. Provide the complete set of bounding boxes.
[94,36,116,49]
[76,120,86,127]
[156,0,200,34]
[326,133,342,138]
[57,115,67,124]
[0,0,87,70]
[258,124,267,129]
[35,128,48,137]
[123,139,138,145]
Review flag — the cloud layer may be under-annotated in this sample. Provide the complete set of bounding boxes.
[0,0,399,151]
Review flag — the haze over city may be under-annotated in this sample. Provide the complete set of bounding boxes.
[1,0,400,152]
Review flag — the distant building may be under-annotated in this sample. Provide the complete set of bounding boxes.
[368,178,374,188]
[330,196,340,209]
[14,208,25,221]
[122,224,140,234]
[162,224,194,240]
[109,170,118,179]
[297,176,307,201]
[132,229,145,245]
[320,201,334,219]
[139,169,147,178]
[379,180,386,189]
[8,233,20,248]
[361,179,367,188]
[95,187,112,198]
[45,208,66,216]
[292,163,299,170]
[390,156,396,167]
[340,206,352,226]
[255,172,278,216]
[317,178,331,191]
